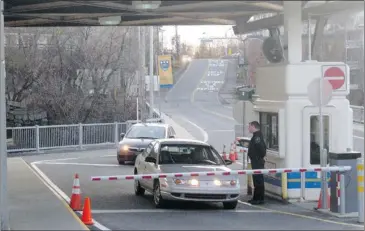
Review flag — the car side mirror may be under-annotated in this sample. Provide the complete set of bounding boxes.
[120,133,125,140]
[224,159,233,165]
[145,156,156,164]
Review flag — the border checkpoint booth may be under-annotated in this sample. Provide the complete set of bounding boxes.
[235,2,358,202]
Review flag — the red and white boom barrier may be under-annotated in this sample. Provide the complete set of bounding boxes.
[91,166,351,181]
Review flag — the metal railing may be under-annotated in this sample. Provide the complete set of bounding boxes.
[6,122,132,153]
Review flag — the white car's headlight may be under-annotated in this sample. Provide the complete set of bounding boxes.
[220,180,237,187]
[173,178,200,186]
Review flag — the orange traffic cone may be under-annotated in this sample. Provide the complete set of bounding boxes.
[316,190,330,209]
[222,151,227,160]
[70,173,82,211]
[82,197,94,225]
[229,143,235,161]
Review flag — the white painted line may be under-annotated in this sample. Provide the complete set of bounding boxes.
[237,200,364,228]
[30,162,111,231]
[208,129,234,132]
[37,162,121,167]
[99,154,115,158]
[91,209,273,214]
[179,116,209,143]
[353,135,364,140]
[33,157,81,164]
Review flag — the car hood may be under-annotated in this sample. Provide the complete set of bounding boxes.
[159,165,234,180]
[119,138,154,148]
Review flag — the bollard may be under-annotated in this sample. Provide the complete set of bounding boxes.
[357,158,364,223]
[339,173,346,215]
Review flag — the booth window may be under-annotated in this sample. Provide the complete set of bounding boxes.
[259,112,279,151]
[310,115,330,165]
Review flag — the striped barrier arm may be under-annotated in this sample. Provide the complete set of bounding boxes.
[357,158,364,223]
[91,166,351,181]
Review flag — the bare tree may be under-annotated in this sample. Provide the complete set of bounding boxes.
[6,26,139,125]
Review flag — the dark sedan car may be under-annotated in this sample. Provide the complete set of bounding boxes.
[117,123,176,164]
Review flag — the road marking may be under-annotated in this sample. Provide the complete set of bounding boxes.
[354,135,364,140]
[30,161,111,231]
[33,157,82,164]
[179,116,209,143]
[238,200,364,228]
[208,129,234,132]
[91,209,273,214]
[190,63,235,121]
[99,154,116,158]
[21,159,90,231]
[37,162,121,167]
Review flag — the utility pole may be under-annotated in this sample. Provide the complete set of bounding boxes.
[0,1,10,230]
[175,25,180,61]
[149,26,154,118]
[139,27,146,122]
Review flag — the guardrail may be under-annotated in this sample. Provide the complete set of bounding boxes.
[6,122,131,153]
[351,105,364,124]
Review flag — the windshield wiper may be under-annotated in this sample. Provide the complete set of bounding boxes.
[135,137,157,139]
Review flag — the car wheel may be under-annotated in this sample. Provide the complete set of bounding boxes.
[153,181,165,208]
[223,200,238,209]
[134,172,145,196]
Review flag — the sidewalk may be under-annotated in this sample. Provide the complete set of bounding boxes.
[8,157,89,230]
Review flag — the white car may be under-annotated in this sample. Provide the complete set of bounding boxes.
[133,139,240,209]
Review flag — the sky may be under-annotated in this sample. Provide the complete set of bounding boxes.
[161,25,236,49]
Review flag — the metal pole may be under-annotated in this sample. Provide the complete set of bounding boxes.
[319,73,328,209]
[140,27,146,122]
[307,14,311,60]
[339,173,346,215]
[136,97,139,121]
[149,26,154,118]
[0,1,9,230]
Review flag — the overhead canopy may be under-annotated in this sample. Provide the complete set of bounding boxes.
[3,1,364,32]
[4,0,284,27]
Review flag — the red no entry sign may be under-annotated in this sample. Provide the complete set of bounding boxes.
[322,66,346,90]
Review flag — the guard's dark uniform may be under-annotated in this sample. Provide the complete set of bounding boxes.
[247,130,267,202]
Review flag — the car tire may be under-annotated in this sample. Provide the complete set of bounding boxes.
[223,200,238,209]
[134,171,145,196]
[153,181,165,208]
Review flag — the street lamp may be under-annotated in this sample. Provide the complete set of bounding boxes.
[99,16,121,25]
[132,1,161,10]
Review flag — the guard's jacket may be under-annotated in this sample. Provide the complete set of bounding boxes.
[248,130,267,169]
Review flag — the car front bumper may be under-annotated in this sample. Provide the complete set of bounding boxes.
[160,184,240,202]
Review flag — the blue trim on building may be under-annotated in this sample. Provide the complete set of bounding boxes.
[264,174,332,189]
[160,84,173,88]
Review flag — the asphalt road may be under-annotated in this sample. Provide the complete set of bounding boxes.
[22,150,363,230]
[162,59,235,154]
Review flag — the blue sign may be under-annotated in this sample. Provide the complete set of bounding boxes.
[160,60,170,72]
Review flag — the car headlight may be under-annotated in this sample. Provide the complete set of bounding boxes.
[173,178,200,186]
[121,145,129,151]
[217,180,237,187]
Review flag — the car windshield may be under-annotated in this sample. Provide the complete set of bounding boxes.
[158,144,224,165]
[125,125,165,139]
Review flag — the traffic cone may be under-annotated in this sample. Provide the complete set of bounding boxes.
[222,151,227,160]
[229,143,235,161]
[315,190,330,209]
[82,197,94,225]
[70,173,82,211]
[234,143,238,161]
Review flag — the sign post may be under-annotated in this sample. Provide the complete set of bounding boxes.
[308,76,334,210]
